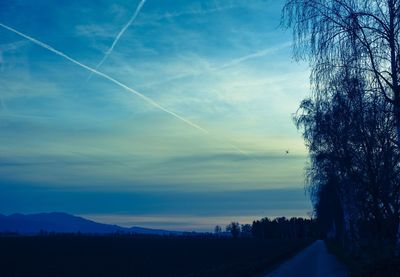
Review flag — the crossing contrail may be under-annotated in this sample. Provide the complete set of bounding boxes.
[87,0,146,80]
[0,22,208,134]
[0,23,253,156]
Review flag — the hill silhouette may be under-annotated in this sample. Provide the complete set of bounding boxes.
[0,212,180,235]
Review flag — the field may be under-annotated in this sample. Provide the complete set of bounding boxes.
[0,235,312,277]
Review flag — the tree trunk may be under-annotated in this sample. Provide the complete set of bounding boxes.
[388,0,400,254]
[395,103,400,254]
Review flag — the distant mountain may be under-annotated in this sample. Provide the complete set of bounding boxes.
[0,212,181,236]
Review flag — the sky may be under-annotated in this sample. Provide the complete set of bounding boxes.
[0,0,312,231]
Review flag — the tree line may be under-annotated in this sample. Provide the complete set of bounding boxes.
[283,0,400,261]
[216,217,317,239]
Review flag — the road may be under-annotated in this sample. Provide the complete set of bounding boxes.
[266,240,348,277]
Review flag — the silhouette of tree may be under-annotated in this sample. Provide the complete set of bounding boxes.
[283,0,400,125]
[252,217,316,239]
[241,224,252,237]
[294,58,400,250]
[284,0,400,253]
[226,222,241,239]
[214,225,222,236]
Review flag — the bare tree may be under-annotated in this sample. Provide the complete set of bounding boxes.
[283,0,400,117]
[284,0,400,253]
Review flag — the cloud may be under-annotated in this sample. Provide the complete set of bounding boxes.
[88,0,147,78]
[0,40,28,52]
[0,40,28,71]
[137,0,268,24]
[0,185,312,231]
[82,212,312,232]
[140,41,293,89]
[164,152,307,164]
[218,41,293,69]
[0,23,210,134]
[0,0,310,206]
[74,24,118,39]
[0,113,53,120]
[156,3,240,20]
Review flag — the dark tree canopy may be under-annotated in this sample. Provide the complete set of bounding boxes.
[283,1,400,116]
[284,0,400,257]
[226,222,241,239]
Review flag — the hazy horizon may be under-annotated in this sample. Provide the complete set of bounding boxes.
[0,0,311,231]
[1,186,311,232]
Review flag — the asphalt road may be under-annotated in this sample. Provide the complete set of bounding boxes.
[266,240,348,277]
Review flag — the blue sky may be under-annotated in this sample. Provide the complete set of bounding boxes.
[0,0,311,231]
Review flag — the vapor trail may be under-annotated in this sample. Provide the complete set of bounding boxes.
[0,22,208,134]
[218,41,293,70]
[87,0,146,80]
[141,41,293,88]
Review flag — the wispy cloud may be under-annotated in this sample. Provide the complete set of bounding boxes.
[82,212,311,231]
[75,24,118,39]
[138,0,266,24]
[0,40,28,71]
[0,23,258,157]
[141,41,293,88]
[0,41,28,112]
[0,95,6,112]
[87,0,147,80]
[218,42,293,69]
[0,23,208,132]
[0,0,313,225]
[157,3,240,20]
[0,40,28,52]
[1,186,312,231]
[164,152,307,164]
[0,113,53,120]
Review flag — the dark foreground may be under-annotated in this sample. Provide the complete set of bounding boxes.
[326,240,400,277]
[266,240,347,277]
[0,235,312,277]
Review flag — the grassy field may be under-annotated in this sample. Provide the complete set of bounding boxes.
[0,235,312,277]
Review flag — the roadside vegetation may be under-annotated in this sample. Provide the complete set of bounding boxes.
[283,1,400,275]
